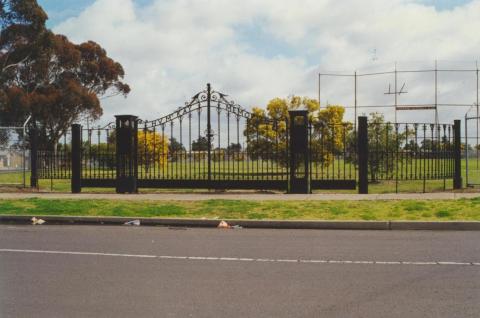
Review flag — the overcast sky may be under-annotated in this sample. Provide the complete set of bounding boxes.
[37,0,480,124]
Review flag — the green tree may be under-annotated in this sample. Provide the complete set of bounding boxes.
[227,143,241,152]
[84,143,116,170]
[367,113,404,182]
[0,0,48,79]
[168,137,185,154]
[191,136,211,151]
[0,0,130,150]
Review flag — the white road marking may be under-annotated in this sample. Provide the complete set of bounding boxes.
[0,248,156,258]
[437,261,471,266]
[402,261,437,265]
[0,249,478,267]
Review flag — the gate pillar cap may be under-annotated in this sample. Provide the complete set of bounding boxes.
[115,115,138,127]
[115,115,138,120]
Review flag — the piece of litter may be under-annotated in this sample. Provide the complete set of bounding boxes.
[124,220,141,226]
[232,225,243,229]
[31,217,45,225]
[217,220,231,229]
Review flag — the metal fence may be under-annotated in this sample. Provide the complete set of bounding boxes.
[0,125,29,187]
[80,123,116,186]
[368,122,456,192]
[309,122,357,189]
[37,131,72,180]
[28,84,464,194]
[465,111,480,187]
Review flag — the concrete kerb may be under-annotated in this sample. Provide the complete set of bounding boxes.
[1,215,480,230]
[389,221,480,231]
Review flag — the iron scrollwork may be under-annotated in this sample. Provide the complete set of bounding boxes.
[137,84,254,128]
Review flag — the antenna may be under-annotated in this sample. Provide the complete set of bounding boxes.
[384,82,408,95]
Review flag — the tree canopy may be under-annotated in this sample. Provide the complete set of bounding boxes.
[0,0,130,149]
[138,130,168,170]
[245,96,348,167]
[191,136,211,151]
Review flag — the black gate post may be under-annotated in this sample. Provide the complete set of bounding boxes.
[115,115,138,194]
[206,83,212,185]
[29,126,38,188]
[358,116,369,194]
[288,110,309,194]
[71,124,82,193]
[453,119,463,189]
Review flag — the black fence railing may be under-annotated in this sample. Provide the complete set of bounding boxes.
[37,131,72,180]
[308,122,357,190]
[368,122,456,191]
[37,150,71,180]
[28,85,464,194]
[80,124,116,181]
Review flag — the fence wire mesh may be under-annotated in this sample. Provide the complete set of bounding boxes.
[465,110,480,187]
[0,126,29,187]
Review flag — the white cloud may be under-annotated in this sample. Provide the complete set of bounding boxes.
[54,0,480,124]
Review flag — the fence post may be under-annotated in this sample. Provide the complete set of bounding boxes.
[288,110,310,194]
[206,83,212,185]
[453,119,463,189]
[29,126,38,188]
[71,124,82,193]
[115,115,138,193]
[358,116,369,194]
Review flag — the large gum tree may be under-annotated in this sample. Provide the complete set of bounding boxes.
[0,0,130,149]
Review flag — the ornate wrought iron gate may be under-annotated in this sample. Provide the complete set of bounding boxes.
[133,84,288,191]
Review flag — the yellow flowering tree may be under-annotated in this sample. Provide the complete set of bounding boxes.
[311,105,351,166]
[137,130,168,171]
[245,96,318,166]
[245,96,349,168]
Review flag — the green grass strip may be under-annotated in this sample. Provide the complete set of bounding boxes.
[1,198,480,221]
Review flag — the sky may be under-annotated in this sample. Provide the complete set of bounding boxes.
[36,0,480,124]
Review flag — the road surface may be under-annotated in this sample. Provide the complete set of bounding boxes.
[0,225,479,317]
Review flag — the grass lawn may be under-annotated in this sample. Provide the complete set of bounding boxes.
[1,198,480,221]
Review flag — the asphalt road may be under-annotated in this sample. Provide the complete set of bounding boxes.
[0,225,479,318]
